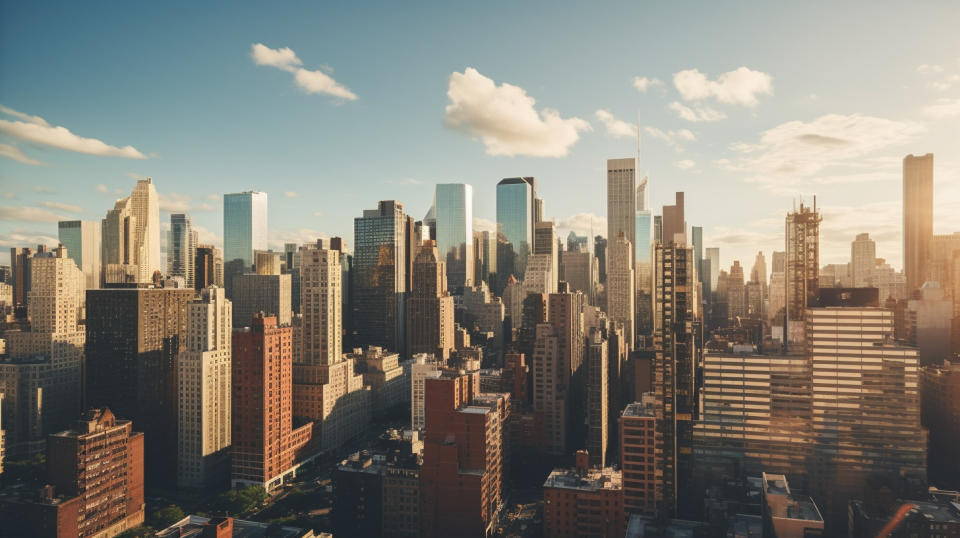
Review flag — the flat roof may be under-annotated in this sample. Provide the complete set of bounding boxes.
[543,467,622,492]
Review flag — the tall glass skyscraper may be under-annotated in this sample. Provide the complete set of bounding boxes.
[434,183,473,291]
[168,213,198,288]
[496,178,533,284]
[223,191,268,269]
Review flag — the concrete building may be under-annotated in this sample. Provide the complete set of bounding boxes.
[232,314,313,491]
[85,285,195,485]
[293,241,371,454]
[534,221,559,292]
[621,396,658,517]
[920,361,960,490]
[58,220,101,289]
[410,353,442,431]
[851,233,876,288]
[662,192,686,247]
[543,451,624,538]
[101,179,160,284]
[606,232,635,349]
[177,286,232,489]
[760,473,824,538]
[406,241,455,358]
[706,247,720,293]
[46,408,145,538]
[560,250,596,303]
[728,261,746,320]
[586,327,609,467]
[523,253,557,296]
[168,213,198,288]
[607,158,636,263]
[194,244,223,290]
[784,202,821,345]
[349,346,409,417]
[903,153,934,295]
[421,371,508,538]
[10,245,41,316]
[231,271,291,328]
[2,246,85,456]
[908,281,953,365]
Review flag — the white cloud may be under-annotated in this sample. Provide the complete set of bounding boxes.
[472,217,496,233]
[673,67,773,107]
[0,143,45,165]
[268,228,330,251]
[0,230,59,251]
[723,113,925,190]
[158,192,215,213]
[594,109,635,138]
[0,205,68,223]
[251,43,357,101]
[0,105,146,159]
[632,76,663,93]
[557,212,606,240]
[644,126,696,150]
[917,64,944,74]
[667,101,726,122]
[40,201,83,213]
[675,159,696,170]
[96,184,110,194]
[444,67,591,157]
[923,97,960,119]
[126,172,147,181]
[384,178,424,185]
[284,191,299,198]
[314,211,324,217]
[206,194,220,202]
[33,186,55,194]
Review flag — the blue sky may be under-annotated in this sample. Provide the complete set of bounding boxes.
[2,1,959,269]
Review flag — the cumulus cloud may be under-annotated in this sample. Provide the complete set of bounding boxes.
[268,228,330,251]
[384,178,424,185]
[917,64,944,74]
[0,230,60,253]
[472,217,497,233]
[0,143,45,165]
[444,67,591,157]
[722,113,925,190]
[557,212,606,240]
[594,109,635,138]
[0,105,146,159]
[96,184,110,194]
[673,67,773,107]
[157,192,215,213]
[40,201,83,213]
[675,159,696,170]
[923,97,960,119]
[284,191,299,198]
[0,205,68,223]
[251,43,357,101]
[667,101,726,122]
[632,76,663,93]
[644,126,695,151]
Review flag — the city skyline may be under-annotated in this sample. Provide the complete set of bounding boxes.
[2,3,960,270]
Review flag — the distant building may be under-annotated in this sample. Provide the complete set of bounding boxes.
[560,249,597,303]
[920,361,960,489]
[607,158,637,262]
[851,233,876,288]
[903,153,934,295]
[57,220,101,289]
[406,240,455,358]
[496,177,535,284]
[231,271,291,328]
[223,191,268,272]
[543,450,624,538]
[607,232,635,348]
[784,203,821,345]
[168,213,198,288]
[434,183,474,290]
[908,281,953,365]
[101,179,161,284]
[195,244,223,290]
[349,346,409,417]
[410,353,442,430]
[662,192,686,247]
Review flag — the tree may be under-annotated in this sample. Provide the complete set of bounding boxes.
[148,504,185,529]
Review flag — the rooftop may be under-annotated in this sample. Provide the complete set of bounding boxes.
[157,515,318,538]
[543,467,622,492]
[623,400,656,418]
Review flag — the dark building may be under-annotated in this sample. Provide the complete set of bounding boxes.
[813,287,880,308]
[84,285,194,486]
[594,235,607,284]
[194,243,219,291]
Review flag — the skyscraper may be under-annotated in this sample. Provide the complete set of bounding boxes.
[662,192,686,246]
[177,286,232,489]
[232,314,313,491]
[57,220,101,289]
[130,178,162,282]
[727,261,746,320]
[406,241,455,358]
[606,233,635,348]
[903,153,934,294]
[706,247,720,292]
[194,244,223,290]
[496,178,534,284]
[533,220,558,290]
[691,226,703,284]
[653,242,701,519]
[850,233,876,288]
[101,178,160,284]
[586,326,609,467]
[607,158,637,262]
[434,183,474,290]
[168,213,198,288]
[353,200,409,353]
[223,191,268,271]
[785,202,821,345]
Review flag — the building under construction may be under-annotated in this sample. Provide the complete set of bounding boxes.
[784,201,821,346]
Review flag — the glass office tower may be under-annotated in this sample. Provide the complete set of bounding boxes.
[58,220,101,289]
[434,183,474,291]
[223,191,268,270]
[496,178,533,283]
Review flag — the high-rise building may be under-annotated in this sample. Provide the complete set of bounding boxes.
[607,158,637,264]
[168,213,198,288]
[421,371,507,538]
[293,241,371,453]
[622,395,658,517]
[903,154,934,295]
[543,451,624,538]
[230,271,291,328]
[130,178,161,282]
[406,241,455,358]
[653,243,701,518]
[496,177,534,285]
[636,179,653,286]
[349,346,408,417]
[560,249,596,303]
[784,202,821,345]
[850,233,876,288]
[920,360,960,489]
[410,353,442,430]
[101,179,160,284]
[907,281,953,365]
[223,191,268,271]
[806,307,926,531]
[85,285,195,485]
[606,233,635,349]
[595,235,607,284]
[353,200,409,353]
[194,244,223,290]
[2,246,85,456]
[434,183,474,290]
[474,229,497,289]
[534,220,558,289]
[232,314,313,491]
[662,192,686,246]
[177,286,232,490]
[58,220,101,289]
[706,247,720,292]
[46,408,145,537]
[9,246,39,316]
[586,326,609,467]
[728,261,746,320]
